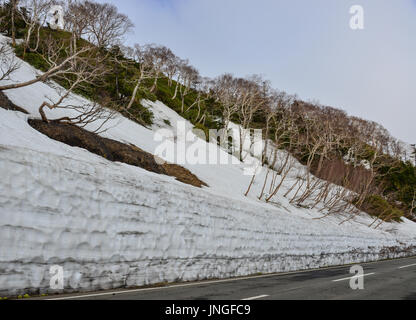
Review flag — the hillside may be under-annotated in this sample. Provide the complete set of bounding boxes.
[2,1,416,222]
[1,32,416,296]
[1,0,416,298]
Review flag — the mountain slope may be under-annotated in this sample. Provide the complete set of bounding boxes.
[1,35,416,296]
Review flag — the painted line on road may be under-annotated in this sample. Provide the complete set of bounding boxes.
[398,263,416,269]
[47,269,360,300]
[241,295,269,301]
[332,273,375,282]
[44,256,416,300]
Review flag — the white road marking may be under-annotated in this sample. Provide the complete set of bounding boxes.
[44,256,416,300]
[398,263,416,269]
[332,273,375,282]
[45,267,358,300]
[241,295,269,300]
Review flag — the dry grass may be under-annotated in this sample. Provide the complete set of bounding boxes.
[28,119,207,188]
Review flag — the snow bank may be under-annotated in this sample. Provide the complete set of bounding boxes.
[1,35,416,296]
[1,107,415,297]
[0,114,415,295]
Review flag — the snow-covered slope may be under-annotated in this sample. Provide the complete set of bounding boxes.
[1,35,416,296]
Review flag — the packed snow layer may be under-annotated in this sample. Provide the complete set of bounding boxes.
[1,109,416,296]
[1,34,416,295]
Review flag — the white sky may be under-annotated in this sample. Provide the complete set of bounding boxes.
[97,0,416,144]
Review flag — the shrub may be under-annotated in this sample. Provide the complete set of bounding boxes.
[361,195,404,222]
[193,123,210,142]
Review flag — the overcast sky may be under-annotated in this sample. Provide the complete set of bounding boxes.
[97,0,416,144]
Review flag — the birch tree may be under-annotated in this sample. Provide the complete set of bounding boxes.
[36,35,113,127]
[64,0,90,49]
[175,61,199,113]
[0,42,20,81]
[0,39,93,91]
[19,0,52,57]
[82,0,133,48]
[235,75,267,161]
[211,74,239,146]
[184,76,212,124]
[146,44,174,92]
[123,44,154,111]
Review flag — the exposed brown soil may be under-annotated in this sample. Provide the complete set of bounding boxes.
[0,91,29,114]
[162,163,207,188]
[28,119,207,188]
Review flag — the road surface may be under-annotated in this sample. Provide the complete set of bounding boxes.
[39,256,416,300]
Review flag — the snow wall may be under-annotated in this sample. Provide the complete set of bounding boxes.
[1,143,415,296]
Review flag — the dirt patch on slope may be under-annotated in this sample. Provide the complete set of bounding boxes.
[28,119,207,188]
[162,163,207,188]
[0,91,29,114]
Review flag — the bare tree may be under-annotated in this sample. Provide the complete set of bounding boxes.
[37,36,114,128]
[82,0,133,48]
[123,44,154,111]
[260,111,299,202]
[0,42,20,81]
[164,52,179,87]
[262,90,295,165]
[175,61,199,113]
[211,74,239,146]
[235,75,267,161]
[184,76,212,124]
[0,0,5,27]
[260,88,276,166]
[146,44,174,92]
[171,57,186,100]
[18,0,52,57]
[265,154,295,202]
[180,63,199,113]
[339,140,382,225]
[0,38,93,91]
[410,190,416,218]
[0,13,4,30]
[11,0,18,47]
[64,0,90,49]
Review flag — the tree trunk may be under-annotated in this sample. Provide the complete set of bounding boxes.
[11,0,17,47]
[258,170,270,200]
[244,173,256,197]
[150,76,158,93]
[172,82,179,100]
[126,79,141,110]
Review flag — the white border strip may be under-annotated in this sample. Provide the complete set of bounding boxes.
[332,273,375,282]
[241,295,269,300]
[398,263,416,269]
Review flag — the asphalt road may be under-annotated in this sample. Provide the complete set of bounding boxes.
[42,256,416,300]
